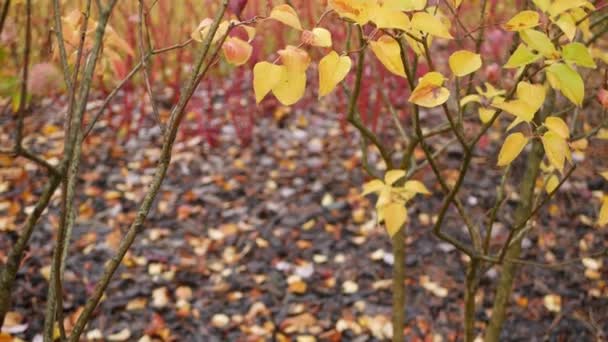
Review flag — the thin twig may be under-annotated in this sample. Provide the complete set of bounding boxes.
[497,165,577,263]
[67,3,230,340]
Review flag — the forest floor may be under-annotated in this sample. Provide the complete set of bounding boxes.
[1,96,607,342]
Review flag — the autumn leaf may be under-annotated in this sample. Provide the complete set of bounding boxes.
[273,68,307,106]
[384,202,407,236]
[504,10,540,31]
[449,50,482,77]
[545,174,560,193]
[546,63,584,106]
[554,14,576,41]
[253,62,283,103]
[191,19,230,44]
[520,29,559,59]
[599,196,608,227]
[542,131,570,172]
[562,42,596,69]
[369,5,411,31]
[301,28,332,47]
[318,51,352,97]
[504,44,541,69]
[362,170,429,237]
[497,132,529,166]
[370,35,407,78]
[327,0,371,25]
[222,37,252,66]
[492,81,546,122]
[544,117,570,139]
[269,4,302,30]
[479,107,495,123]
[411,11,453,39]
[548,0,593,18]
[409,72,450,108]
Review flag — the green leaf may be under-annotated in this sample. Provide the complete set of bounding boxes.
[562,42,596,68]
[505,44,542,68]
[546,63,584,106]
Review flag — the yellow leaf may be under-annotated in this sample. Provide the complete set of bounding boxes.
[542,131,569,172]
[571,138,588,150]
[460,94,482,107]
[328,0,371,25]
[543,294,561,313]
[254,47,310,106]
[516,81,546,110]
[269,4,302,30]
[384,170,406,185]
[376,187,392,209]
[404,31,429,56]
[318,51,352,97]
[382,0,426,11]
[571,7,592,39]
[546,63,584,106]
[533,0,550,12]
[554,14,576,41]
[278,45,311,73]
[492,82,545,122]
[411,12,453,39]
[476,82,506,99]
[449,50,482,77]
[253,62,283,103]
[383,202,407,237]
[222,37,252,66]
[402,180,430,195]
[520,29,558,59]
[479,107,495,123]
[242,25,256,42]
[544,117,570,139]
[504,44,541,69]
[302,28,332,47]
[362,179,385,196]
[370,7,411,31]
[548,0,592,18]
[370,35,407,78]
[599,196,608,227]
[545,174,560,193]
[506,117,526,131]
[562,42,596,69]
[600,171,608,181]
[191,19,229,44]
[495,100,535,121]
[504,10,540,31]
[409,72,450,108]
[405,0,427,11]
[497,132,529,166]
[272,69,307,106]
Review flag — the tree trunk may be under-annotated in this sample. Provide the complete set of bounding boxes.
[391,226,406,342]
[484,139,544,341]
[464,258,480,341]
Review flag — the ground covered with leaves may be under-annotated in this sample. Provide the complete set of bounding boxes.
[1,96,607,341]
